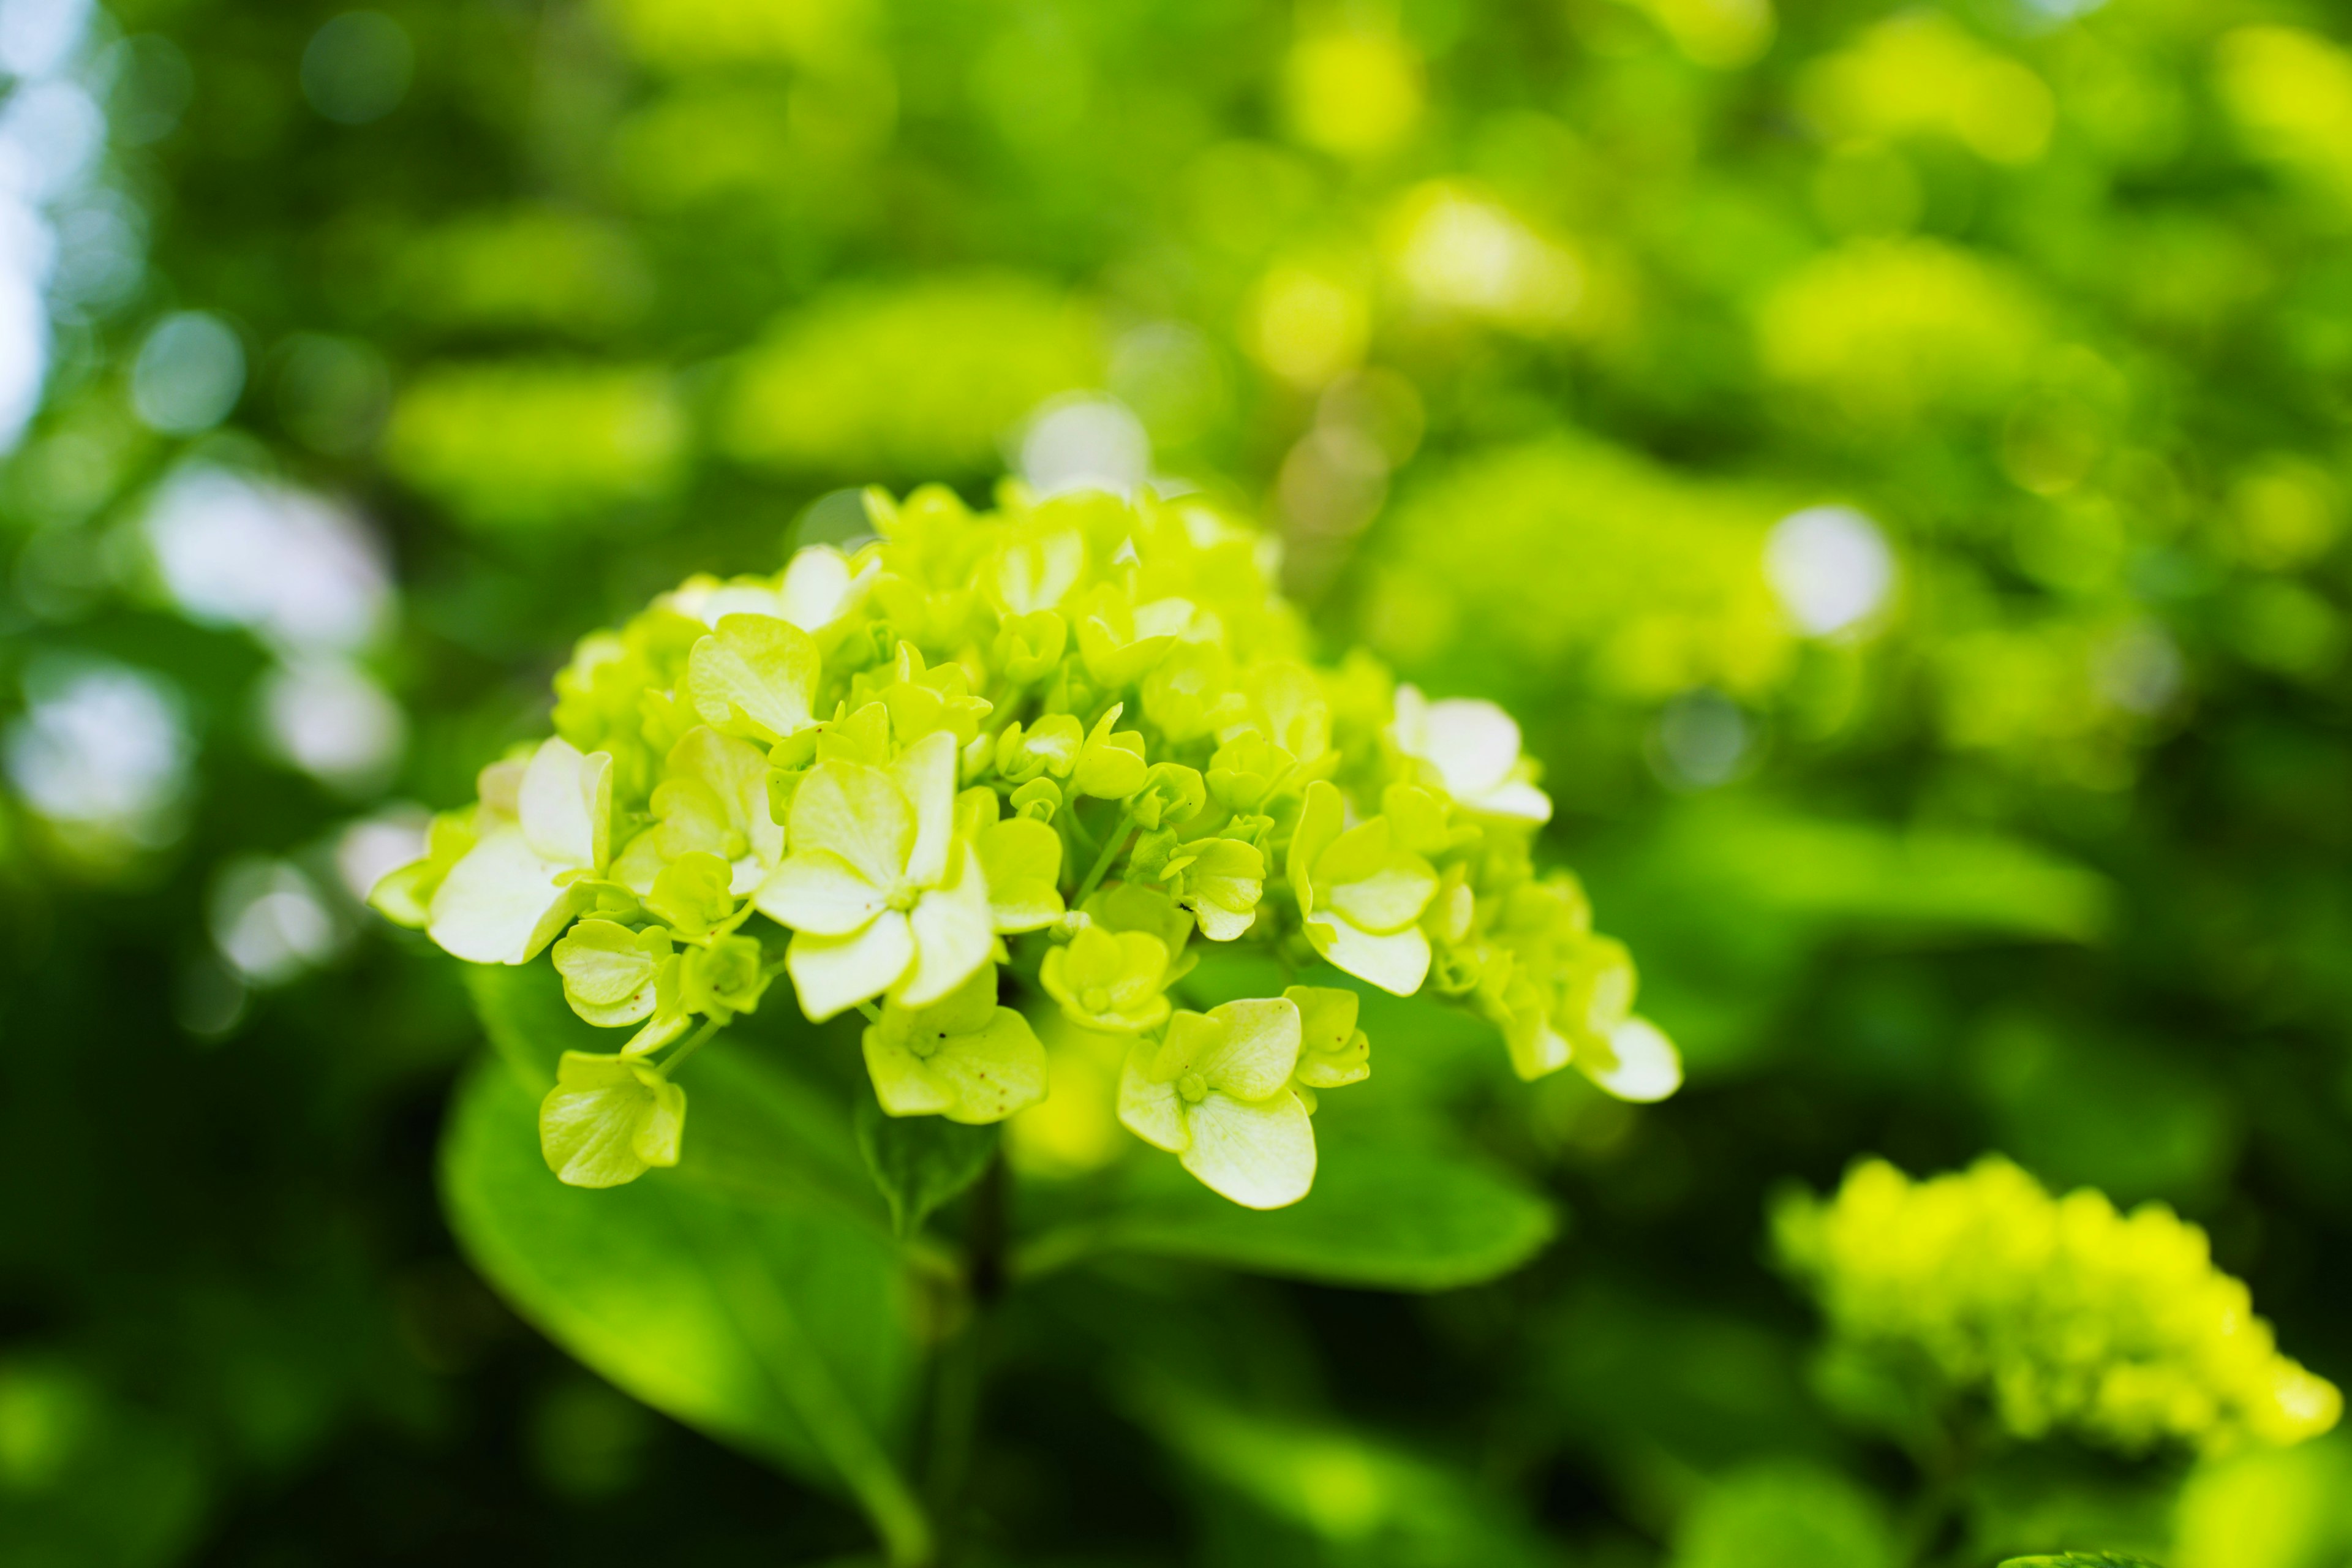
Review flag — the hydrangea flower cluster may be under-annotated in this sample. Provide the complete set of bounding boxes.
[374,485,1678,1207]
[1774,1156,2342,1455]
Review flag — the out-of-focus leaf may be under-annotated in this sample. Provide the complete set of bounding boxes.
[440,1056,930,1562]
[1649,802,2114,944]
[855,1097,998,1237]
[2001,1556,2168,1567]
[1670,1460,1899,1568]
[1129,1374,1561,1567]
[465,960,605,1093]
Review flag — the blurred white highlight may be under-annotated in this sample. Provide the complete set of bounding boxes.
[144,466,393,655]
[211,858,342,984]
[4,658,192,845]
[1018,392,1151,498]
[260,659,405,790]
[1764,505,1896,636]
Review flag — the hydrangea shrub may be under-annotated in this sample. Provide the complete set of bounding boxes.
[376,484,1679,1208]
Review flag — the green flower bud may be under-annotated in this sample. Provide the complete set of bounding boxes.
[1009,777,1063,821]
[646,850,737,936]
[1130,762,1206,829]
[993,609,1068,684]
[552,919,674,1026]
[1286,985,1370,1088]
[1073,704,1148,799]
[682,933,771,1020]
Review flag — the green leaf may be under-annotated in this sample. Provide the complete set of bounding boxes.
[1033,1133,1556,1291]
[440,1052,933,1564]
[855,1097,999,1238]
[2000,1557,2167,1567]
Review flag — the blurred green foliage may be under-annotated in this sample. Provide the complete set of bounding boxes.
[4,0,2352,1561]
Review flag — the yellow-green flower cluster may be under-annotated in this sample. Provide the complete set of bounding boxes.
[374,484,1676,1205]
[1774,1156,2342,1455]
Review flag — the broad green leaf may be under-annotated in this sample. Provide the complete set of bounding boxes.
[1131,1376,1557,1565]
[854,1098,998,1238]
[441,1052,932,1563]
[1670,1460,1899,1568]
[1038,1131,1556,1291]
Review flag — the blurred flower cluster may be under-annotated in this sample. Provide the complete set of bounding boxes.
[1776,1156,2342,1456]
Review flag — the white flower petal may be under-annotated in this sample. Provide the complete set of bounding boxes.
[787,912,915,1020]
[1422,697,1521,799]
[428,828,582,965]
[1178,1090,1316,1209]
[1467,778,1552,824]
[1588,1016,1682,1103]
[1306,914,1430,997]
[779,545,861,630]
[519,736,609,869]
[756,849,885,935]
[899,847,993,1008]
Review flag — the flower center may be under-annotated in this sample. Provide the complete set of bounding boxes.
[884,881,919,913]
[1082,986,1111,1014]
[1177,1071,1207,1104]
[908,1028,944,1061]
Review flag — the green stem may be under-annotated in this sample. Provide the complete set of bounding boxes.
[922,1152,1011,1564]
[1071,808,1135,907]
[658,1016,727,1076]
[858,1000,885,1023]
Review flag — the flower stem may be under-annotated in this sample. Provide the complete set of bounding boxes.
[922,1152,1010,1563]
[657,1016,726,1076]
[1071,808,1134,907]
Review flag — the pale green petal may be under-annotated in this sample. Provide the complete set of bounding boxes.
[899,845,993,1008]
[1178,1090,1316,1209]
[890,730,959,889]
[862,1028,957,1118]
[976,817,1064,932]
[787,911,914,1020]
[1585,1016,1682,1102]
[519,736,610,869]
[608,828,666,897]
[650,777,730,860]
[1306,914,1430,997]
[1324,853,1438,935]
[1466,778,1551,824]
[428,829,582,965]
[1286,780,1344,917]
[552,919,666,1025]
[1117,1038,1190,1152]
[1314,816,1396,888]
[778,544,861,630]
[539,1052,685,1189]
[788,760,914,887]
[927,1010,1050,1125]
[1182,838,1264,941]
[1193,997,1301,1101]
[667,725,783,869]
[756,848,884,935]
[1288,985,1369,1088]
[687,612,820,742]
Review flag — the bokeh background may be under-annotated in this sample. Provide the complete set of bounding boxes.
[5,0,2352,1561]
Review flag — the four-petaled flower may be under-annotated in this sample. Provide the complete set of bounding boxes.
[755,730,993,1019]
[1117,997,1314,1208]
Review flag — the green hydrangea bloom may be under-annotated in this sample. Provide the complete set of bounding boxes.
[1774,1156,2343,1456]
[375,483,1671,1202]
